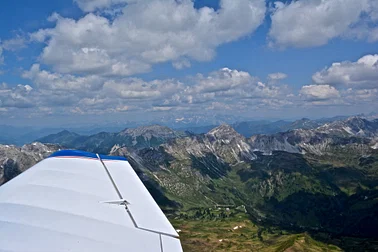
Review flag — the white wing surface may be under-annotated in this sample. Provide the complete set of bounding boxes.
[0,150,182,252]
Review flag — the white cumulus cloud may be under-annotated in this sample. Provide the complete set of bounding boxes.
[269,0,378,48]
[312,54,378,89]
[161,68,287,108]
[300,85,340,101]
[22,64,104,91]
[193,68,253,93]
[0,84,35,108]
[103,78,183,100]
[31,0,266,76]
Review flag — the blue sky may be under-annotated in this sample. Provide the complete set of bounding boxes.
[0,0,378,127]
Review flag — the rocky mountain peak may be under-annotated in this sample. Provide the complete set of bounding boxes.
[0,143,61,184]
[345,116,368,127]
[316,116,378,137]
[207,124,241,139]
[20,142,59,153]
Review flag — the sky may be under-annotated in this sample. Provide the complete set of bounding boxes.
[0,0,378,127]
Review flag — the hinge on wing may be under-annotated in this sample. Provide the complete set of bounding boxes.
[101,199,130,206]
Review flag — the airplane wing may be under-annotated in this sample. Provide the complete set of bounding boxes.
[0,150,182,252]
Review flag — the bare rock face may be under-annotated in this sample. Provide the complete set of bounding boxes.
[109,145,129,157]
[163,124,256,165]
[0,143,61,184]
[316,117,378,137]
[249,117,378,156]
[118,125,188,148]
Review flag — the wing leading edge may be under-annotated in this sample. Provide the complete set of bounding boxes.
[0,150,182,252]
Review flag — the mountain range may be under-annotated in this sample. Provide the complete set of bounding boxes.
[0,115,354,145]
[37,125,188,154]
[1,115,378,250]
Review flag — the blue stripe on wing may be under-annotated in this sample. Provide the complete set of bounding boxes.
[49,150,127,161]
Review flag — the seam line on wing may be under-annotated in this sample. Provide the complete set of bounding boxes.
[136,226,179,239]
[97,154,123,199]
[97,153,180,240]
[159,234,164,252]
[125,205,139,228]
[97,153,139,228]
